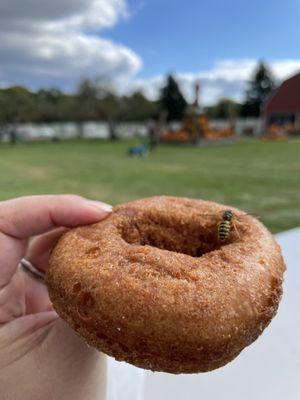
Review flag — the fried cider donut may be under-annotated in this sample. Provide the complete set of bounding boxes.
[46,196,285,374]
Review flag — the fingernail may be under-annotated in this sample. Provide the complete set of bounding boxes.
[87,201,113,212]
[48,310,59,319]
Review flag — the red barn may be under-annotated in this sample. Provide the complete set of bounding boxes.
[262,72,300,130]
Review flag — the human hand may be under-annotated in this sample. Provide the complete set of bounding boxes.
[0,195,111,400]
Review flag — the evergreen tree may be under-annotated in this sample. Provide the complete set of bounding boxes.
[242,62,276,117]
[159,75,187,121]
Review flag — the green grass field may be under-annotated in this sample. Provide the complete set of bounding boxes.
[0,138,299,233]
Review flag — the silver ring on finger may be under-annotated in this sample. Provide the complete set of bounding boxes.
[19,258,45,282]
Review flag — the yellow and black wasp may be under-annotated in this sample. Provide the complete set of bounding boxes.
[216,209,259,242]
[200,209,258,243]
[217,209,240,242]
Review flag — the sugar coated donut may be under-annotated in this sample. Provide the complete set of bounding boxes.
[46,196,285,374]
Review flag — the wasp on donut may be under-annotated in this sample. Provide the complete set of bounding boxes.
[218,210,240,242]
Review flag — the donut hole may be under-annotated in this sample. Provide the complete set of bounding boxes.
[121,215,224,257]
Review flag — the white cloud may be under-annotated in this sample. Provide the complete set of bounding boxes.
[0,0,128,30]
[0,0,141,89]
[270,60,300,80]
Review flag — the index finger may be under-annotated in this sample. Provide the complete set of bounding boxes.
[0,195,112,239]
[0,195,112,288]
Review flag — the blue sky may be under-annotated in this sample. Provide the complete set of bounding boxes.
[0,0,300,104]
[107,0,300,77]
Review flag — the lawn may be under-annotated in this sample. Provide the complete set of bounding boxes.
[0,138,299,233]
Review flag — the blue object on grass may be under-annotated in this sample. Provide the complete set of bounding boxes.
[128,143,149,157]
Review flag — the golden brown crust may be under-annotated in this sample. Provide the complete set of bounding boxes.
[46,196,285,374]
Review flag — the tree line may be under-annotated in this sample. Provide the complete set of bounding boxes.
[0,82,158,125]
[0,61,275,125]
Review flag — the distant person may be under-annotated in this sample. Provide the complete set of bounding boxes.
[9,128,17,145]
[147,119,159,150]
[0,195,111,400]
[108,118,118,141]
